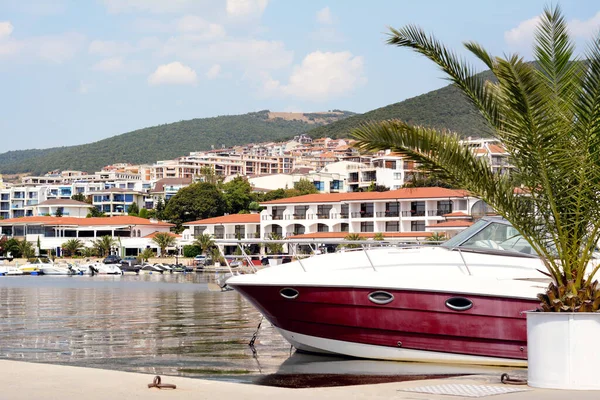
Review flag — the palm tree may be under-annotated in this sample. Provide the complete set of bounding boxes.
[427,233,447,244]
[62,239,83,257]
[265,233,284,255]
[92,235,117,257]
[17,239,35,259]
[353,6,600,312]
[193,233,215,256]
[139,248,154,263]
[152,232,176,257]
[341,233,365,249]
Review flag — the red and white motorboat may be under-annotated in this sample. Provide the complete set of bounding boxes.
[227,218,574,366]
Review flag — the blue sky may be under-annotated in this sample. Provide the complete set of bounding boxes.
[1,0,600,152]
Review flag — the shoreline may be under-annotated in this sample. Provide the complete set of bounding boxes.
[2,359,599,399]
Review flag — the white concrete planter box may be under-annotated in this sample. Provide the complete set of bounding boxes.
[527,312,600,390]
[268,258,282,267]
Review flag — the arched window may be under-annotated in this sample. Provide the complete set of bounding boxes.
[137,229,141,237]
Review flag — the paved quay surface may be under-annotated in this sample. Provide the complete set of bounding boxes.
[2,360,599,399]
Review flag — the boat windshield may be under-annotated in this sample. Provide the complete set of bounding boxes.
[441,219,536,255]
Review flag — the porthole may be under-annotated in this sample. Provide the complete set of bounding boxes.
[445,297,473,311]
[280,288,299,299]
[368,291,394,305]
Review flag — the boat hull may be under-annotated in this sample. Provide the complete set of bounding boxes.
[230,284,538,364]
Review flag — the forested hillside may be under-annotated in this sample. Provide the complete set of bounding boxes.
[0,110,353,175]
[306,71,496,139]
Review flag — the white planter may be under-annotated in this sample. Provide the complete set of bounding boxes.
[527,312,600,390]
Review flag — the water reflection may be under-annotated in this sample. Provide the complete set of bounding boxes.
[0,273,291,379]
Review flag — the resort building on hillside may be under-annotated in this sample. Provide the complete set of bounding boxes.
[91,188,145,216]
[32,199,91,218]
[184,214,261,240]
[0,216,174,257]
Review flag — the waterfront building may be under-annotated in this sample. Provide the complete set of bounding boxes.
[0,216,174,257]
[90,188,145,216]
[258,187,477,240]
[32,199,91,218]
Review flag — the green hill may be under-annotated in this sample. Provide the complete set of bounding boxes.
[0,110,354,175]
[306,71,495,139]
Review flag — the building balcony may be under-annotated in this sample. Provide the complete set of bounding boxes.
[226,233,245,239]
[402,210,425,217]
[376,211,400,217]
[213,233,224,239]
[316,213,329,219]
[246,233,261,239]
[293,214,307,220]
[427,209,450,216]
[351,212,373,218]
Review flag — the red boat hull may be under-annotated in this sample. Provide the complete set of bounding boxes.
[230,284,539,361]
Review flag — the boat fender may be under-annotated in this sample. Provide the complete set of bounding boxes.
[31,271,38,276]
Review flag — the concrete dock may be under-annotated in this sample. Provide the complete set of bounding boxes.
[2,360,599,399]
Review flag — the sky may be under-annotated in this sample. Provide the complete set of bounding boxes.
[1,0,600,152]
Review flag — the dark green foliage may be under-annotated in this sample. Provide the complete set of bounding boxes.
[5,238,20,257]
[183,245,201,258]
[71,193,90,203]
[127,202,139,216]
[55,207,63,217]
[155,198,166,220]
[294,178,319,195]
[138,208,149,219]
[0,110,354,175]
[307,71,496,140]
[164,182,226,228]
[367,183,390,192]
[222,176,255,214]
[86,207,105,218]
[262,189,287,201]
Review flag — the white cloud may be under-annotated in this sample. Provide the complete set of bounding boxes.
[176,15,226,39]
[506,12,600,51]
[206,64,221,79]
[267,51,366,101]
[0,21,14,39]
[316,7,332,25]
[160,37,293,70]
[92,57,124,72]
[148,61,198,86]
[102,0,202,14]
[505,16,541,48]
[88,40,134,56]
[226,0,268,18]
[570,12,600,38]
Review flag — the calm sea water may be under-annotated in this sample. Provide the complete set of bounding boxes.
[0,273,513,384]
[0,273,292,381]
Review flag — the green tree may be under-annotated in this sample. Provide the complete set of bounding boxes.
[139,248,154,263]
[340,233,365,249]
[294,178,318,195]
[265,233,284,255]
[373,232,385,241]
[353,6,600,312]
[5,238,20,257]
[183,244,201,258]
[55,207,64,217]
[427,232,447,243]
[164,182,226,228]
[128,202,140,216]
[62,239,84,257]
[92,235,117,257]
[263,188,287,201]
[71,193,91,203]
[198,166,223,185]
[367,182,390,192]
[193,233,215,256]
[87,207,105,218]
[151,232,176,257]
[222,176,255,214]
[18,239,35,259]
[155,198,166,220]
[138,208,149,219]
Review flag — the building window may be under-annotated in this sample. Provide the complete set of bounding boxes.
[393,172,402,180]
[340,223,349,232]
[385,202,400,217]
[360,221,374,232]
[340,204,349,218]
[317,205,332,219]
[194,226,207,237]
[317,223,329,232]
[360,203,373,217]
[411,221,425,231]
[437,200,453,215]
[386,221,399,232]
[410,201,425,216]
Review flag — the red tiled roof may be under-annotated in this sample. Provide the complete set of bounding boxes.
[427,220,474,228]
[143,231,180,239]
[261,187,471,205]
[185,213,260,225]
[488,144,506,154]
[0,216,174,227]
[36,199,90,206]
[443,211,470,218]
[290,232,433,239]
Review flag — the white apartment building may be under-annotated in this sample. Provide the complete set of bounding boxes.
[259,187,477,240]
[151,153,295,180]
[91,188,145,216]
[0,215,175,257]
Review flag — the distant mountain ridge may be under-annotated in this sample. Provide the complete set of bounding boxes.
[0,110,355,175]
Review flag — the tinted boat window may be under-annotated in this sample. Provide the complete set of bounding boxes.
[458,222,536,255]
[441,219,489,248]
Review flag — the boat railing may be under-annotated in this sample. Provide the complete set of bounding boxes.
[213,238,444,274]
